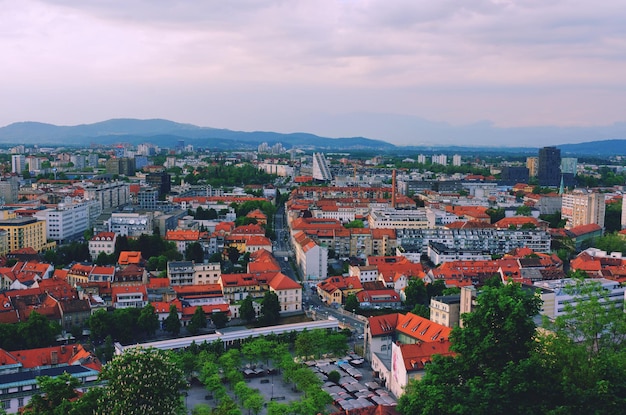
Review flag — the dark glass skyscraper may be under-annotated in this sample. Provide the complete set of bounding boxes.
[538,146,561,186]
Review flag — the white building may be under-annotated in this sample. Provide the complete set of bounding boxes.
[293,231,328,282]
[349,265,379,283]
[534,278,626,320]
[83,181,130,210]
[431,154,447,166]
[11,155,25,174]
[368,208,429,229]
[107,212,152,237]
[88,232,117,260]
[34,199,96,243]
[452,154,462,166]
[312,152,333,181]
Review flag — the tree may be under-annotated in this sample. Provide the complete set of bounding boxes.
[327,370,341,384]
[211,312,229,329]
[259,291,281,326]
[164,304,181,336]
[344,219,364,228]
[187,306,207,335]
[22,372,80,415]
[19,311,60,349]
[240,296,256,323]
[515,205,532,216]
[398,282,544,415]
[344,293,360,313]
[185,242,205,263]
[404,278,428,309]
[97,347,187,415]
[137,303,159,337]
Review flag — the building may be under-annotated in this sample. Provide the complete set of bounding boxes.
[0,177,19,204]
[538,146,561,187]
[293,231,328,282]
[0,344,102,414]
[368,209,429,229]
[11,155,26,174]
[534,277,626,320]
[88,232,117,260]
[312,152,333,181]
[500,166,529,185]
[0,217,50,253]
[526,157,538,177]
[83,181,130,210]
[452,154,462,166]
[193,262,222,285]
[429,294,461,327]
[34,199,95,243]
[146,172,171,196]
[105,157,136,176]
[561,190,605,229]
[167,261,194,286]
[107,212,151,237]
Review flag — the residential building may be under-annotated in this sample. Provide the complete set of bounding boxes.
[193,262,222,285]
[11,155,25,174]
[88,232,117,260]
[83,181,130,210]
[0,345,101,414]
[107,212,151,237]
[561,190,605,229]
[312,152,333,181]
[429,294,461,327]
[293,231,328,282]
[526,157,538,177]
[168,261,194,286]
[111,285,148,308]
[0,217,50,253]
[368,209,429,229]
[534,278,626,319]
[146,171,171,196]
[34,199,96,243]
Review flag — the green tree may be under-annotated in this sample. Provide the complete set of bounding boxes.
[344,219,364,228]
[240,296,256,323]
[137,303,160,337]
[19,311,60,349]
[211,312,229,329]
[187,306,208,335]
[97,347,187,415]
[515,205,532,216]
[259,291,281,326]
[22,372,80,415]
[344,293,360,313]
[164,304,181,336]
[398,282,544,415]
[185,242,205,263]
[404,278,428,309]
[327,370,341,384]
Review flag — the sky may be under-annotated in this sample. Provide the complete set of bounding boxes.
[2,0,626,147]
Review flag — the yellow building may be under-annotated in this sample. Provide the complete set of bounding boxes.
[0,217,51,253]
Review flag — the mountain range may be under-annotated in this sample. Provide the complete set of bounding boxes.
[0,118,625,156]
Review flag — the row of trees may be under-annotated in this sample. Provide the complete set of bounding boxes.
[397,275,626,415]
[239,291,281,326]
[0,311,61,351]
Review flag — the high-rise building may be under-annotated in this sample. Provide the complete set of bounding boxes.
[312,153,333,181]
[538,147,561,187]
[452,154,462,166]
[526,157,538,177]
[561,190,605,229]
[11,155,26,174]
[146,172,172,196]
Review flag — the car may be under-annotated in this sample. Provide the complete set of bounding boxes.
[357,334,364,340]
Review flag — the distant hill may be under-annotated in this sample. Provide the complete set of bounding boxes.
[0,119,396,151]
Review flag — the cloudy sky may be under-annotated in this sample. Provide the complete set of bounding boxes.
[2,0,625,146]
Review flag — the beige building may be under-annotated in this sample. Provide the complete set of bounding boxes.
[429,294,461,328]
[526,157,539,177]
[0,217,51,253]
[193,262,222,285]
[561,190,605,229]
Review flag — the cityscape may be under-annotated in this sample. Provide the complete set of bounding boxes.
[0,138,625,414]
[3,1,626,414]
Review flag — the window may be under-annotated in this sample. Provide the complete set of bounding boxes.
[1,400,10,410]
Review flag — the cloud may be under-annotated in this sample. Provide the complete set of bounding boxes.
[1,0,625,143]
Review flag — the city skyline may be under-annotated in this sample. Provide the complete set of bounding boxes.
[3,1,626,147]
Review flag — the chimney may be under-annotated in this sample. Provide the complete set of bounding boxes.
[391,169,397,208]
[51,350,58,365]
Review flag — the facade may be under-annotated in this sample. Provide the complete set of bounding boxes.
[397,228,551,255]
[429,294,461,327]
[561,190,605,229]
[0,218,49,253]
[11,155,25,174]
[108,212,151,237]
[83,181,130,210]
[167,261,195,286]
[193,262,222,285]
[538,146,561,186]
[368,209,429,229]
[88,232,117,260]
[146,172,171,196]
[427,242,491,265]
[534,278,626,319]
[312,152,333,181]
[293,232,328,282]
[34,200,95,243]
[526,156,538,177]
